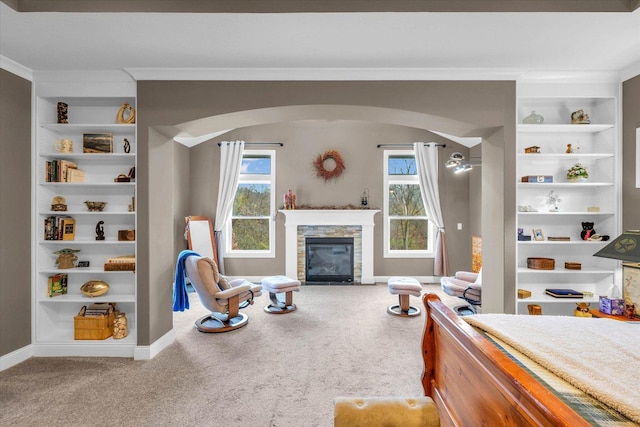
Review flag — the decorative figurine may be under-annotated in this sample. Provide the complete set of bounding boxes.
[574,302,592,317]
[116,102,136,124]
[96,221,105,241]
[571,109,591,124]
[57,102,68,124]
[624,303,636,319]
[54,139,73,153]
[54,248,80,269]
[546,190,561,212]
[565,143,573,153]
[522,111,544,124]
[284,189,296,210]
[124,138,131,153]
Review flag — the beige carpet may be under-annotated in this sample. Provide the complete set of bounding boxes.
[0,284,461,427]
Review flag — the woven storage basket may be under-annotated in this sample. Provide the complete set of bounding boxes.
[74,305,114,340]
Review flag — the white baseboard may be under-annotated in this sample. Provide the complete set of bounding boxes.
[134,328,175,360]
[240,276,441,284]
[0,345,32,372]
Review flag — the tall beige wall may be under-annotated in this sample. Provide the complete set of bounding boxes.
[0,69,31,357]
[623,75,640,230]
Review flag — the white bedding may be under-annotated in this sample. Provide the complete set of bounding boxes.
[464,314,640,424]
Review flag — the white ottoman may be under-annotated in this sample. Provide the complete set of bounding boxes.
[387,277,423,317]
[261,275,301,314]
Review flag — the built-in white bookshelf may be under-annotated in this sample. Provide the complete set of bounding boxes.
[516,93,621,315]
[34,95,137,356]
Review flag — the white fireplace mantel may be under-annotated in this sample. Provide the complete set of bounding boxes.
[279,209,379,284]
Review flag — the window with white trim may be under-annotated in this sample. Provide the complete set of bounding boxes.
[383,150,434,258]
[225,150,275,258]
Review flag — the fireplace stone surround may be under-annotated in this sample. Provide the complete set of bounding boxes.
[280,209,379,284]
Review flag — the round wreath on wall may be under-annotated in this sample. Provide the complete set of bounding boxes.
[313,149,346,181]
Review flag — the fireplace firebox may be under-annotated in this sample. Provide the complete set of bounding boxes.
[305,237,354,284]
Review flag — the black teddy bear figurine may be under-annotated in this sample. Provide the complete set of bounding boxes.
[580,222,609,241]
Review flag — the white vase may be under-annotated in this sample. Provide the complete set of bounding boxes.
[568,176,588,183]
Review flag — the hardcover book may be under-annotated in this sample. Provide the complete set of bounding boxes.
[545,288,583,298]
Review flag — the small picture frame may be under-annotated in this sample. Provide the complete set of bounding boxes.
[77,261,90,268]
[532,229,545,241]
[83,133,113,153]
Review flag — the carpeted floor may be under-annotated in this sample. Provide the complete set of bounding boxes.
[0,283,461,427]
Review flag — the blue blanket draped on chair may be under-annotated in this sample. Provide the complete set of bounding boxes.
[173,249,201,312]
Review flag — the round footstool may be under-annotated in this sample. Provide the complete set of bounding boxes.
[261,275,301,314]
[387,277,422,317]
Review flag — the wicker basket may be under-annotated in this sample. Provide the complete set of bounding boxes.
[74,305,114,340]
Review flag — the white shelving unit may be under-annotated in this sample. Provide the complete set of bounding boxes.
[34,96,137,356]
[516,95,620,316]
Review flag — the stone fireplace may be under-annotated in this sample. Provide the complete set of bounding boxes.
[280,209,379,284]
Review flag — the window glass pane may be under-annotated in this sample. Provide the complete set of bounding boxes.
[233,184,271,216]
[388,184,425,216]
[389,219,428,250]
[241,156,271,174]
[388,156,417,175]
[231,219,269,250]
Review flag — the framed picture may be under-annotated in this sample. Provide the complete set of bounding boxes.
[532,229,545,241]
[83,133,113,153]
[77,261,90,268]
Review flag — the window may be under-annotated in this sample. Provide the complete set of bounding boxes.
[225,150,275,258]
[383,150,434,258]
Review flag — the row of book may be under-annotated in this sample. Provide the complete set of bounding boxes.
[104,254,136,271]
[48,273,68,297]
[44,216,76,240]
[45,159,85,183]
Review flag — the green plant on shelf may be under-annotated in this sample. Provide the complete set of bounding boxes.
[566,163,588,181]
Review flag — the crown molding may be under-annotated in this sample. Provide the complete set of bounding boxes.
[0,55,32,81]
[622,60,640,82]
[125,67,524,81]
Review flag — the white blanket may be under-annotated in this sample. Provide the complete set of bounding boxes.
[464,314,640,424]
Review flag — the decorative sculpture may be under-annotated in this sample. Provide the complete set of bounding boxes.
[57,102,68,124]
[116,103,136,124]
[96,221,105,241]
[123,138,131,153]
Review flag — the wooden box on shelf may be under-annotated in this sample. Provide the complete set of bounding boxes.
[527,257,555,270]
[74,305,115,340]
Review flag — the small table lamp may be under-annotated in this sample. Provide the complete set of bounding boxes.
[593,230,640,317]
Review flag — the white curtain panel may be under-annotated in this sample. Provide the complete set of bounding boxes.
[214,141,245,273]
[414,142,450,277]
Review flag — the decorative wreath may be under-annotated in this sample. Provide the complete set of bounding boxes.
[313,149,345,181]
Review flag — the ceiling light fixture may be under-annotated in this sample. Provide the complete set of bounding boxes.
[445,152,481,173]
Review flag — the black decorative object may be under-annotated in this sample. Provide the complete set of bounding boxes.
[96,221,105,241]
[124,138,131,153]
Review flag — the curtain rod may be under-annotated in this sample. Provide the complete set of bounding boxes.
[217,142,283,147]
[376,143,446,148]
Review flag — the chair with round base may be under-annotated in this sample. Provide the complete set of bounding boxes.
[261,275,301,314]
[387,277,423,317]
[183,254,262,333]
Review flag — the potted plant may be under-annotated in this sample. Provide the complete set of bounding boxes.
[566,163,588,182]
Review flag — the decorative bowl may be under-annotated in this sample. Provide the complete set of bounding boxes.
[80,280,110,297]
[85,201,107,211]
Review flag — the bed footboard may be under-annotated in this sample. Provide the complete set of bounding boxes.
[420,293,590,427]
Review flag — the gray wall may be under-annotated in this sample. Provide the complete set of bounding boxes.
[0,69,31,357]
[623,75,640,231]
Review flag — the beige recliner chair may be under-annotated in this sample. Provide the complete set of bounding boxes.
[440,268,482,309]
[184,254,262,332]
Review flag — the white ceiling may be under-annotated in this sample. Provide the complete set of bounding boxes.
[1,3,639,79]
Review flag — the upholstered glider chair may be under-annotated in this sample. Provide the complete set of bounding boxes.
[440,268,482,309]
[178,252,262,333]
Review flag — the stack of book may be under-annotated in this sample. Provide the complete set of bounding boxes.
[544,288,583,298]
[104,254,135,271]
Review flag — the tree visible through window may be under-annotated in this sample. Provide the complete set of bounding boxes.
[384,151,432,256]
[227,150,275,256]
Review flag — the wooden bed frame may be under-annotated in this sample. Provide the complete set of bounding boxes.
[420,293,592,427]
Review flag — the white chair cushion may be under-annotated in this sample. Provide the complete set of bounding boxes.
[261,275,301,293]
[388,277,422,296]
